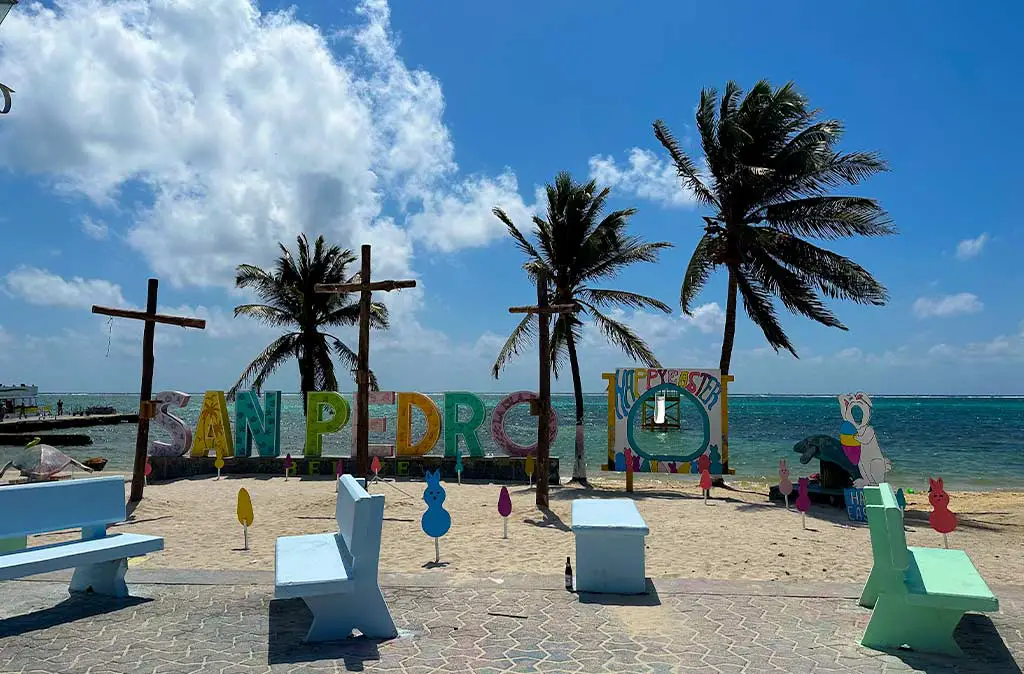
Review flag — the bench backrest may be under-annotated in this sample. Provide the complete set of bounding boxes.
[864,482,909,592]
[335,474,385,578]
[0,476,126,540]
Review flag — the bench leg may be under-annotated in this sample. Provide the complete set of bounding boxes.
[302,585,397,642]
[69,558,129,597]
[858,569,880,609]
[861,595,965,656]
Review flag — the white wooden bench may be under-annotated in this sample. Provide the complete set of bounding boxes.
[275,475,397,641]
[0,476,164,597]
[571,499,650,594]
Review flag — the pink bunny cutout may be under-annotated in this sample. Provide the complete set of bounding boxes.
[778,459,793,509]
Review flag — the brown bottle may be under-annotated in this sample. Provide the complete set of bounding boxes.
[564,556,573,591]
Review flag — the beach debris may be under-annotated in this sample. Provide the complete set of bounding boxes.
[838,392,891,487]
[237,488,254,550]
[796,477,811,529]
[421,469,451,563]
[697,453,712,504]
[524,455,535,488]
[498,486,512,539]
[928,477,958,548]
[283,453,293,481]
[455,450,463,485]
[778,459,793,509]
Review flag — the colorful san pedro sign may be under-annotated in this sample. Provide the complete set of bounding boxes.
[153,388,558,460]
[602,368,733,475]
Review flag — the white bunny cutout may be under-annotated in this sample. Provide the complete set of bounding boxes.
[840,392,892,488]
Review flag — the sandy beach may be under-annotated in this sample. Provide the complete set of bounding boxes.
[23,474,1024,586]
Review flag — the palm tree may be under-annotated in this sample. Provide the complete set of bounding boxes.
[653,80,895,375]
[229,234,388,414]
[492,172,673,485]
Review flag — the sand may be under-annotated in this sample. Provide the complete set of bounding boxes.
[23,474,1024,586]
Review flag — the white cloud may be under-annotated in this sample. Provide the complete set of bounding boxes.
[3,266,127,309]
[912,293,983,318]
[580,302,725,352]
[80,216,109,240]
[407,171,538,252]
[836,347,863,361]
[955,233,988,260]
[587,148,696,208]
[0,0,536,347]
[927,322,1024,363]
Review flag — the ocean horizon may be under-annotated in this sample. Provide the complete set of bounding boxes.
[5,392,1023,492]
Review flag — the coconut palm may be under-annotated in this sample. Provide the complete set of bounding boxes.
[229,234,388,414]
[653,80,895,375]
[492,172,673,484]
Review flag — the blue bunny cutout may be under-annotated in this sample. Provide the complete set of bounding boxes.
[421,469,452,538]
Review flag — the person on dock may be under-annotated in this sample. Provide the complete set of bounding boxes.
[57,399,63,416]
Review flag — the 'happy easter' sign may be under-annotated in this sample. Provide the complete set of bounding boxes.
[150,390,558,460]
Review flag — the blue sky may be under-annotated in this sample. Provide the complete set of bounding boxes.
[0,0,1021,395]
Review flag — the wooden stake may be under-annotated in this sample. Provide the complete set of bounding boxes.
[784,494,789,510]
[507,269,576,509]
[434,537,440,563]
[92,279,206,503]
[943,533,948,549]
[316,245,416,479]
[503,517,508,539]
[243,524,248,550]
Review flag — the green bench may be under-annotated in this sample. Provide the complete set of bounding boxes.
[859,483,999,656]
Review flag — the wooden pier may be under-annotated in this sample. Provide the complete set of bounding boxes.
[0,413,138,433]
[0,433,94,446]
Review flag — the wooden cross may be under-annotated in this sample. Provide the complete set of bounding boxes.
[92,279,206,503]
[316,244,416,478]
[508,268,576,509]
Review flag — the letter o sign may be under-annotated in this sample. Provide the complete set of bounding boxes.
[490,390,558,457]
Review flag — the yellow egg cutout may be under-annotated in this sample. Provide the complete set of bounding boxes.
[525,455,535,476]
[237,488,254,527]
[215,456,225,470]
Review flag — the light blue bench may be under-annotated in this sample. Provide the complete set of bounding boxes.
[275,475,397,641]
[0,476,164,597]
[571,499,650,594]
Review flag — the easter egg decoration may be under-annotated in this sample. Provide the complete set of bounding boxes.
[236,488,254,550]
[697,453,712,504]
[144,456,153,486]
[214,454,224,480]
[371,455,382,484]
[778,459,793,509]
[928,477,958,548]
[335,458,344,478]
[498,486,512,539]
[421,469,451,563]
[454,449,463,485]
[795,477,811,530]
[524,455,535,488]
[283,453,293,481]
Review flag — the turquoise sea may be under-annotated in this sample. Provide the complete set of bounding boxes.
[5,393,1024,491]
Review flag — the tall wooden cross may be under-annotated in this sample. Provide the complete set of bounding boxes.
[316,244,416,478]
[508,268,576,509]
[92,278,206,503]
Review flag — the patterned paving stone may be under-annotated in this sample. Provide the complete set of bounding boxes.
[0,578,1020,673]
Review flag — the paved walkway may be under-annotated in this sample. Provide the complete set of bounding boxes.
[0,570,1021,673]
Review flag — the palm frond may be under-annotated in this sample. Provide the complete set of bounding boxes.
[232,303,295,327]
[491,314,536,379]
[732,270,796,356]
[652,119,718,207]
[493,207,543,262]
[680,234,723,314]
[228,333,299,398]
[755,196,895,239]
[577,301,661,367]
[578,288,671,314]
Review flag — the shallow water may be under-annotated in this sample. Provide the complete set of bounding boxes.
[4,393,1022,491]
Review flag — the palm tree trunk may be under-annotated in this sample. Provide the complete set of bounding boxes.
[719,267,738,376]
[565,326,589,485]
[299,356,315,417]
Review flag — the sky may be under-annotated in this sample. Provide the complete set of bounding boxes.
[0,0,1021,396]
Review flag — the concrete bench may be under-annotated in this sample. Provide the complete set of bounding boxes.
[0,476,163,597]
[571,499,649,594]
[275,475,397,641]
[859,482,999,655]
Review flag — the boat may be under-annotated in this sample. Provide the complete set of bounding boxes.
[0,384,39,417]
